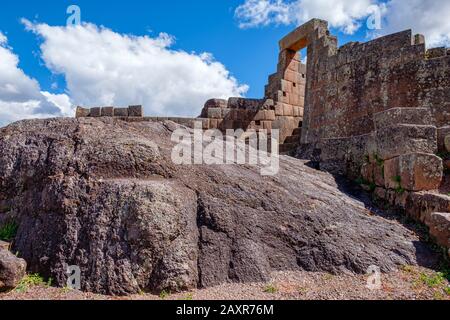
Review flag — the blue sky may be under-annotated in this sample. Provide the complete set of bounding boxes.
[0,0,449,125]
[0,0,370,97]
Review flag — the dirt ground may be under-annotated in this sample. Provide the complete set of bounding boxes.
[1,266,449,301]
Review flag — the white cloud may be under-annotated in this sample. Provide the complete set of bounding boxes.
[235,0,380,34]
[236,0,450,47]
[0,31,72,127]
[23,20,248,118]
[380,0,450,47]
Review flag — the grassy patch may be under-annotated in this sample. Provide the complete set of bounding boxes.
[419,272,446,288]
[177,293,194,301]
[374,153,384,167]
[401,265,416,274]
[0,221,18,242]
[15,274,45,293]
[263,284,278,294]
[159,290,171,300]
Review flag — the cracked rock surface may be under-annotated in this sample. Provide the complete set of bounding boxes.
[0,118,432,295]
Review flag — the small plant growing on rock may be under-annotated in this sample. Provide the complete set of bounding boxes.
[419,272,446,288]
[0,221,18,242]
[15,274,45,293]
[159,290,171,300]
[263,284,278,294]
[373,153,384,167]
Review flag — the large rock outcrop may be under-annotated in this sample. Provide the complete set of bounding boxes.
[0,249,26,292]
[0,118,431,295]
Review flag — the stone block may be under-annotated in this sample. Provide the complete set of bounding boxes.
[209,119,219,129]
[283,104,294,116]
[374,163,385,187]
[398,153,443,191]
[445,135,450,153]
[275,104,284,116]
[414,34,425,45]
[101,107,114,117]
[373,108,433,130]
[426,212,450,249]
[375,124,437,160]
[207,108,223,119]
[128,105,143,117]
[384,153,442,191]
[221,108,231,119]
[361,162,374,183]
[204,99,228,109]
[201,118,210,130]
[384,157,400,189]
[75,106,90,118]
[114,108,129,117]
[253,111,266,121]
[426,47,447,59]
[261,121,272,131]
[228,98,262,111]
[406,192,450,222]
[90,107,101,117]
[220,120,234,130]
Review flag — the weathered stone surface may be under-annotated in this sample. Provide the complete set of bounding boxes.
[399,153,443,191]
[101,107,114,117]
[207,108,223,119]
[0,249,27,292]
[373,108,433,130]
[426,212,450,249]
[204,99,228,109]
[406,192,450,223]
[0,118,426,295]
[384,154,443,191]
[114,108,129,117]
[90,107,101,117]
[375,124,437,160]
[384,157,400,190]
[75,106,90,118]
[128,105,143,117]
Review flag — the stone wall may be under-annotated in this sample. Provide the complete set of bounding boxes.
[199,49,307,153]
[76,105,144,118]
[290,19,450,258]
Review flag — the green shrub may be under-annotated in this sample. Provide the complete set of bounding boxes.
[159,290,171,300]
[0,221,18,241]
[263,284,278,294]
[419,272,446,288]
[15,274,45,293]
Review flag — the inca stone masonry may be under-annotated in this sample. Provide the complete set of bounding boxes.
[76,19,450,258]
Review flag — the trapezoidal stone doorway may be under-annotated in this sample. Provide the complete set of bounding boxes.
[264,19,329,154]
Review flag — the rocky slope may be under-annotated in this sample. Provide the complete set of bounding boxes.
[0,118,433,295]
